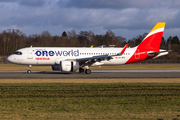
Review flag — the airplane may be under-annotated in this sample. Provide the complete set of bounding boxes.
[7,22,168,74]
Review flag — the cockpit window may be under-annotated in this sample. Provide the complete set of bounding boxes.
[13,51,22,55]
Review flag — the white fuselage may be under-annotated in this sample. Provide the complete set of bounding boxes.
[7,47,137,66]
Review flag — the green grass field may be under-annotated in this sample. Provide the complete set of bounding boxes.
[0,83,180,120]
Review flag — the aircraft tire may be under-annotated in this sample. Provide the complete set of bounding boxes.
[27,70,31,74]
[85,69,91,74]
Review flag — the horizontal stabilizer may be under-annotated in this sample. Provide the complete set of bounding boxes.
[148,50,169,57]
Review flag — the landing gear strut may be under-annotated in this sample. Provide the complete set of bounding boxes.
[79,67,84,73]
[27,65,32,74]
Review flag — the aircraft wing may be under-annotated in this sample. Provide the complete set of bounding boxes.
[68,44,128,66]
[77,55,111,66]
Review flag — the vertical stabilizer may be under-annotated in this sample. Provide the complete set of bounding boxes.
[137,22,166,52]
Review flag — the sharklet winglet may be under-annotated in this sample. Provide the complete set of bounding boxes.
[120,44,128,54]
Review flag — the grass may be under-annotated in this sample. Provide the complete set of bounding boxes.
[0,78,180,83]
[1,63,180,71]
[0,82,180,120]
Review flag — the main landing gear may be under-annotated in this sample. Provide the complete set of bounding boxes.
[85,69,91,74]
[79,67,91,74]
[27,65,32,74]
[79,67,84,73]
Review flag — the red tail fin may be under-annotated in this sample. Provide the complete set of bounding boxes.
[137,22,166,52]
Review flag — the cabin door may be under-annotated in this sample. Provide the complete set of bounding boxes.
[27,49,33,59]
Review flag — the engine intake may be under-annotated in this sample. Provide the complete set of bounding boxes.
[52,61,79,72]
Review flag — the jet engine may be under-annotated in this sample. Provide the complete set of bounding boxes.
[52,61,79,72]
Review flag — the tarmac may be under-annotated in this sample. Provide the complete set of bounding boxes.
[0,70,180,78]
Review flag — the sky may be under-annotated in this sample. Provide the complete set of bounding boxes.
[0,0,180,40]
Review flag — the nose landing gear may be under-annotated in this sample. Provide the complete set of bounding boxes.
[27,65,32,74]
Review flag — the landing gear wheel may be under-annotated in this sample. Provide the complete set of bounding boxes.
[85,69,91,74]
[27,70,31,74]
[79,68,84,73]
[27,65,32,74]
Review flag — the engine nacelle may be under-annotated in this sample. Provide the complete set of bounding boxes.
[52,61,79,72]
[61,61,79,72]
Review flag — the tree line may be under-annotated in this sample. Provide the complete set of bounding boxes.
[0,29,180,59]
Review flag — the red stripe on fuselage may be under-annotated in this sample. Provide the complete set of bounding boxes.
[125,50,147,64]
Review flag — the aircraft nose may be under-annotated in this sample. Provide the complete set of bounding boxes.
[7,55,14,63]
